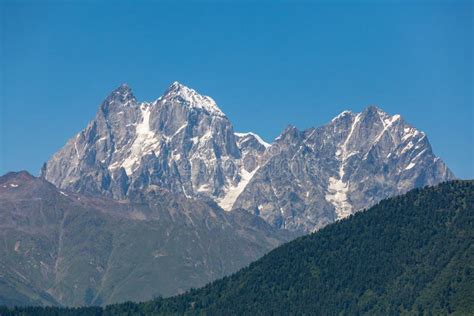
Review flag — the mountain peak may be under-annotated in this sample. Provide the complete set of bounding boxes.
[163,81,225,116]
[169,81,185,89]
[365,104,382,112]
[112,83,133,95]
[275,125,301,143]
[103,83,136,107]
[0,171,35,183]
[0,171,42,190]
[362,105,389,118]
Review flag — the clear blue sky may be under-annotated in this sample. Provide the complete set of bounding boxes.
[1,0,473,178]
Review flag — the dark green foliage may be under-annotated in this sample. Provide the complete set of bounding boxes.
[2,180,473,315]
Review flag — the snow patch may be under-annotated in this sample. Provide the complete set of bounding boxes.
[218,167,259,211]
[9,183,19,188]
[325,177,352,220]
[74,135,81,160]
[172,123,188,138]
[119,103,160,175]
[325,113,361,220]
[412,148,427,161]
[234,132,271,148]
[402,128,420,142]
[166,82,225,116]
[197,184,211,193]
[401,141,414,154]
[374,113,400,144]
[331,110,352,122]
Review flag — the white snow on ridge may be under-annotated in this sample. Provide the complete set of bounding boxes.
[119,103,160,175]
[218,167,259,211]
[373,113,400,144]
[234,132,271,148]
[331,110,352,122]
[166,82,225,117]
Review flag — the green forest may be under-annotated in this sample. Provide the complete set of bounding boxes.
[1,180,473,315]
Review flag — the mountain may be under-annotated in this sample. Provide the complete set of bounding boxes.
[0,171,294,307]
[131,181,474,315]
[41,82,263,208]
[233,106,455,231]
[41,83,455,232]
[8,180,470,315]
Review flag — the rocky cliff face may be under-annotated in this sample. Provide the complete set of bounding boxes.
[233,106,455,231]
[41,82,266,208]
[42,83,455,232]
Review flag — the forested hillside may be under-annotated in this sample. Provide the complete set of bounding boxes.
[2,180,473,315]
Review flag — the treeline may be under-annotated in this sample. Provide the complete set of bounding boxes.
[1,180,473,315]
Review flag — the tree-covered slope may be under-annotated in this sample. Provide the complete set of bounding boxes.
[2,180,473,315]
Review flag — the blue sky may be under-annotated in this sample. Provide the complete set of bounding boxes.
[1,0,473,178]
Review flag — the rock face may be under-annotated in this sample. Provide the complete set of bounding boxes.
[41,82,265,209]
[0,171,293,307]
[42,83,455,233]
[233,107,455,232]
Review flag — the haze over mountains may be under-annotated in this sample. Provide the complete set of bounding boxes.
[0,171,293,306]
[42,82,454,232]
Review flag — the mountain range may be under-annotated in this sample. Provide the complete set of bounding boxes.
[0,82,458,307]
[4,180,473,315]
[41,82,455,232]
[0,171,294,306]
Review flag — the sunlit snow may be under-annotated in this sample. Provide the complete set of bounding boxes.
[325,113,361,220]
[120,104,160,175]
[234,132,271,148]
[218,167,259,211]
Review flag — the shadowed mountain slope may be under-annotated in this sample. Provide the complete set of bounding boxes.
[4,180,472,315]
[0,172,295,307]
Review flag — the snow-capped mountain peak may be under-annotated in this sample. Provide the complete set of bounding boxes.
[231,106,455,232]
[234,132,271,148]
[42,84,455,233]
[162,81,225,117]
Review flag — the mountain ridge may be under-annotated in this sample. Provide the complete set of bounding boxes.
[0,171,296,307]
[41,82,455,232]
[4,180,472,314]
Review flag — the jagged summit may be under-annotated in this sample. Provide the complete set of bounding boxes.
[232,105,454,231]
[109,83,134,97]
[162,81,225,116]
[331,105,393,122]
[165,81,186,91]
[101,81,226,117]
[234,132,271,149]
[42,84,455,233]
[101,83,137,114]
[364,104,383,112]
[274,125,300,142]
